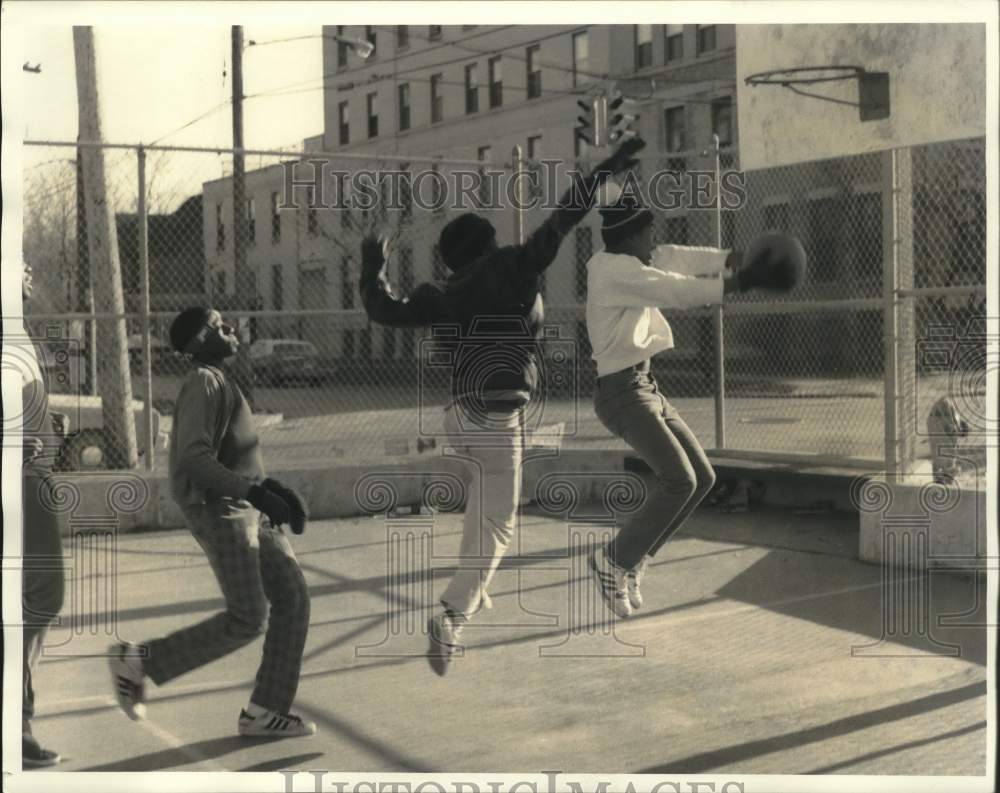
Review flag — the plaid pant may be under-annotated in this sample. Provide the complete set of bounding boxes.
[143,499,310,714]
[23,471,66,732]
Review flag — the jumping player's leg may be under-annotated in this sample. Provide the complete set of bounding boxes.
[440,407,522,618]
[645,413,716,557]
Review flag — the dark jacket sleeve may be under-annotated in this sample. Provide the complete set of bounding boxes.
[517,167,617,277]
[360,269,451,328]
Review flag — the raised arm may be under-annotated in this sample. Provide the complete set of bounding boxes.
[517,138,647,277]
[358,235,449,328]
[594,257,728,310]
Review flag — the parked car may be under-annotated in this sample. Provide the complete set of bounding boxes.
[49,394,166,472]
[248,338,337,386]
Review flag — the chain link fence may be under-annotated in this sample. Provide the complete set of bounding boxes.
[21,136,987,481]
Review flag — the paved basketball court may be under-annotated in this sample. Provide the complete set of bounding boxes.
[28,503,987,775]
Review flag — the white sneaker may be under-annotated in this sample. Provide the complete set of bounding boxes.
[626,558,649,611]
[589,545,633,619]
[108,642,147,721]
[427,610,465,676]
[238,708,317,738]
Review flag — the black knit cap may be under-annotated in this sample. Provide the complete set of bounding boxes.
[169,306,212,353]
[600,190,654,246]
[438,213,497,272]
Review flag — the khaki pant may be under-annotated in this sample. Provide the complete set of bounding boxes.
[440,402,524,618]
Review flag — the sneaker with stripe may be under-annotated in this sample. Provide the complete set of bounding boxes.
[626,558,649,610]
[589,544,633,618]
[107,641,147,721]
[238,708,317,738]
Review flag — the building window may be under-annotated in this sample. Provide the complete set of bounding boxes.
[400,246,415,359]
[663,215,688,244]
[711,96,733,147]
[338,100,349,145]
[360,326,372,359]
[270,191,281,243]
[477,146,491,206]
[214,269,227,296]
[367,92,379,138]
[428,25,442,39]
[271,264,283,310]
[430,74,443,123]
[763,202,790,233]
[396,25,409,50]
[365,25,377,58]
[215,203,225,251]
[574,227,592,299]
[431,162,445,212]
[572,31,589,87]
[807,197,839,283]
[340,256,354,358]
[488,56,502,108]
[432,244,446,281]
[398,83,410,131]
[336,25,348,67]
[464,63,479,114]
[635,25,653,69]
[526,45,541,99]
[399,163,412,221]
[697,24,717,54]
[246,197,256,245]
[307,205,318,236]
[853,192,882,281]
[664,106,686,153]
[527,135,542,161]
[337,174,351,229]
[665,24,684,61]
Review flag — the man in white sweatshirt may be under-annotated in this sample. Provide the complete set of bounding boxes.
[585,187,744,618]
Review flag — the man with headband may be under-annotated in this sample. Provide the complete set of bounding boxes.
[106,307,315,739]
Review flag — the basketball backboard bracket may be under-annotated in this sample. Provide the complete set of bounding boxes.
[744,66,890,121]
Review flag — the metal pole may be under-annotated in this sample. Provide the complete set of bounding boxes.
[137,147,155,471]
[882,148,899,480]
[512,145,525,244]
[712,134,726,449]
[88,286,97,395]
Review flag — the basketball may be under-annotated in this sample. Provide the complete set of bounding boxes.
[743,233,807,292]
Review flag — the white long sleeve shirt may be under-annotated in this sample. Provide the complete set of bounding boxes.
[586,245,729,377]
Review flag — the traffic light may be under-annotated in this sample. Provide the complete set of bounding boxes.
[606,91,639,144]
[575,97,600,147]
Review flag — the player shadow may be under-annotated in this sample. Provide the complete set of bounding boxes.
[237,752,326,772]
[638,679,986,774]
[80,735,297,771]
[713,549,987,666]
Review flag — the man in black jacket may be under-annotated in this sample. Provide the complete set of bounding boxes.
[359,138,644,675]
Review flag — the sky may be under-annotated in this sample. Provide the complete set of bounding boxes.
[14,20,325,209]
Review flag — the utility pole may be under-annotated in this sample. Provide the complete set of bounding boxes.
[230,25,255,405]
[73,26,138,469]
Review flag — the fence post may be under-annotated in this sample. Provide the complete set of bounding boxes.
[882,147,917,481]
[712,134,726,449]
[137,146,155,471]
[512,145,525,244]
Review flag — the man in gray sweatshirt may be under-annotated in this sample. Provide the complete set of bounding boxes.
[107,307,315,738]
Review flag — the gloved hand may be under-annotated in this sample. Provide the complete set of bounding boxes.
[261,477,309,535]
[736,234,806,293]
[246,483,292,527]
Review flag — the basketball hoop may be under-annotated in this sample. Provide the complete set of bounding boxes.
[744,65,890,121]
